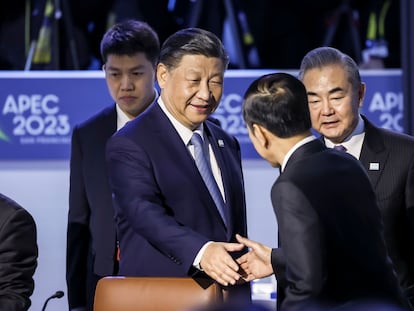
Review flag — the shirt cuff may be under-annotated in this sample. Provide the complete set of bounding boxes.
[193,241,213,270]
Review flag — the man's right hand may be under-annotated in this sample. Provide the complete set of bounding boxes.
[200,241,245,286]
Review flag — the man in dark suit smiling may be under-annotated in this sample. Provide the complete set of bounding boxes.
[106,28,251,302]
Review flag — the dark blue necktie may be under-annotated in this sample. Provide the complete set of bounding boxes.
[191,132,228,227]
[333,145,347,152]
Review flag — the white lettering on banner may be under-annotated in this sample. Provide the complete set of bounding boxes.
[220,94,242,114]
[3,94,59,115]
[13,115,70,136]
[368,92,403,132]
[1,94,71,139]
[369,92,403,112]
[378,113,403,132]
[214,93,248,136]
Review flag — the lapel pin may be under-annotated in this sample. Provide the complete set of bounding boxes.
[369,162,380,171]
[218,139,225,147]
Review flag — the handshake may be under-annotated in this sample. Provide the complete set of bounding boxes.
[200,234,274,287]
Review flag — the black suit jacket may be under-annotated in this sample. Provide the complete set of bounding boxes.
[271,139,404,311]
[0,193,37,311]
[66,105,118,310]
[359,115,414,304]
[106,102,250,302]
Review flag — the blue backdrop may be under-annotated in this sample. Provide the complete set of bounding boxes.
[0,69,403,160]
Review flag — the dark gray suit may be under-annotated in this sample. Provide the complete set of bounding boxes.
[0,193,37,311]
[359,115,414,307]
[271,139,404,311]
[66,105,118,311]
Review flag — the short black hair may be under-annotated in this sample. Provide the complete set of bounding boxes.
[243,72,311,138]
[100,19,160,66]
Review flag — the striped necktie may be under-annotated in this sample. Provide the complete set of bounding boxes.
[191,132,228,226]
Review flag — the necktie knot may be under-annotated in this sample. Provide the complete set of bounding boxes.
[191,132,204,149]
[333,144,347,152]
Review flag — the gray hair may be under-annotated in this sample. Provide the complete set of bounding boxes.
[298,47,361,93]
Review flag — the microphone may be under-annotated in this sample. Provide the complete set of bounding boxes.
[41,290,64,311]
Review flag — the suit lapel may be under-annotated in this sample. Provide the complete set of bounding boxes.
[151,105,229,231]
[359,116,389,189]
[103,105,118,137]
[150,103,198,173]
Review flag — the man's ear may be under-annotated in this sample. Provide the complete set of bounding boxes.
[358,82,366,108]
[252,124,269,148]
[156,63,168,89]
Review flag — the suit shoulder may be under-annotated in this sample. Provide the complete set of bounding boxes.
[112,103,161,141]
[72,105,117,144]
[291,149,365,178]
[374,127,414,151]
[206,116,221,127]
[75,105,116,132]
[0,194,35,229]
[379,127,414,142]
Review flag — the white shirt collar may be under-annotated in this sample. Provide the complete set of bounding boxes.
[157,97,203,145]
[116,104,132,131]
[281,135,316,172]
[324,115,365,159]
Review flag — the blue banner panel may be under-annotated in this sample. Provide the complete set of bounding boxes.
[212,69,403,159]
[0,70,403,160]
[212,70,275,159]
[359,70,403,132]
[0,71,111,160]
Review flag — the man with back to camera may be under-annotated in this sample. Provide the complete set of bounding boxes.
[236,72,406,311]
[298,46,414,309]
[66,20,160,311]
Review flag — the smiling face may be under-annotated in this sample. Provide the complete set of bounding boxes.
[157,54,225,131]
[302,64,365,144]
[104,53,156,119]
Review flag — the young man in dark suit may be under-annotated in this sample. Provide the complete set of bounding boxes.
[66,20,160,311]
[236,72,406,310]
[298,46,414,309]
[0,193,38,310]
[106,28,251,302]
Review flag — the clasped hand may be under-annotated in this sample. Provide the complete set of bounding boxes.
[200,234,273,286]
